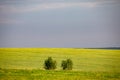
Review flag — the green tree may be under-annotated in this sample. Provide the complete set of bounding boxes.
[44,57,57,70]
[61,59,73,70]
[61,60,67,70]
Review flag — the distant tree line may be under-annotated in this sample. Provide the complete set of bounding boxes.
[44,57,73,70]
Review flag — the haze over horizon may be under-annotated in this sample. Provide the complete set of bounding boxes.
[0,0,120,48]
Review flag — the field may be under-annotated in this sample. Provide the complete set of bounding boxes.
[0,48,120,80]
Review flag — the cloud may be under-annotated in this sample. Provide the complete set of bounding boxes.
[23,2,97,11]
[0,0,119,14]
[95,0,120,6]
[0,2,97,13]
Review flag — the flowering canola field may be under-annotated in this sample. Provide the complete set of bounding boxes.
[0,48,120,72]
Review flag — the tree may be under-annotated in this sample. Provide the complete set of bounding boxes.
[61,60,67,70]
[44,57,57,70]
[61,59,73,70]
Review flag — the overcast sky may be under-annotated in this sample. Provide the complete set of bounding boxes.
[0,0,120,47]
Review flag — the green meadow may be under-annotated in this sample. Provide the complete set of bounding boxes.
[0,48,120,80]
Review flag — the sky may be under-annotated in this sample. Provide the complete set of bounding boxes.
[0,0,120,48]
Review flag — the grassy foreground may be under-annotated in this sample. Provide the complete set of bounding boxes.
[0,69,120,80]
[0,48,120,80]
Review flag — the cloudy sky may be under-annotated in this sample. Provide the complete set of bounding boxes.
[0,0,120,47]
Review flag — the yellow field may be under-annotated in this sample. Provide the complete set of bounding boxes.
[0,48,120,72]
